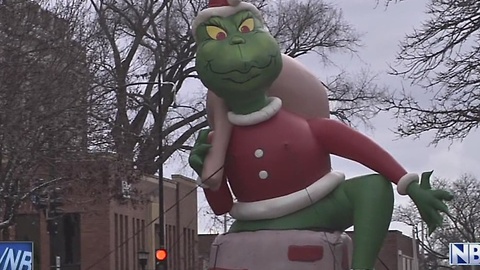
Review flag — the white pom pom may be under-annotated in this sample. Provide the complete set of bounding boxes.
[227,0,241,6]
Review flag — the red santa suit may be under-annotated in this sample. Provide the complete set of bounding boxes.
[203,97,416,220]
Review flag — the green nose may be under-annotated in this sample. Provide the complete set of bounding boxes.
[230,36,246,45]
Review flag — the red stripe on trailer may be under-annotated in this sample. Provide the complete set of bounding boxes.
[288,245,324,262]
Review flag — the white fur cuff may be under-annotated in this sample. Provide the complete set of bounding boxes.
[397,173,419,195]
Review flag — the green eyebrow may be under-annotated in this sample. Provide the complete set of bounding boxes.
[237,12,253,26]
[204,17,228,29]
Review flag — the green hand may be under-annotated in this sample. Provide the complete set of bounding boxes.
[407,171,454,235]
[188,128,212,176]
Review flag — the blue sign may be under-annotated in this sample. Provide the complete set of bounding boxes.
[0,242,33,270]
[450,243,480,265]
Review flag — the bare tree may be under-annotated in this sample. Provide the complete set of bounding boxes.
[326,70,392,129]
[393,175,480,269]
[386,0,480,143]
[0,0,99,235]
[89,0,395,176]
[264,0,360,59]
[200,208,234,234]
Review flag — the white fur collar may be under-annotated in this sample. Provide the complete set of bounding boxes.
[227,97,282,126]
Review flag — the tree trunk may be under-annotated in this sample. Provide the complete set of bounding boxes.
[1,227,10,241]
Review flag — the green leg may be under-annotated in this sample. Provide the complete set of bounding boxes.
[344,174,394,269]
[229,174,394,270]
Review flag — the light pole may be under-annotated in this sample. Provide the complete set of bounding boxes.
[32,186,64,270]
[157,75,177,270]
[137,250,149,270]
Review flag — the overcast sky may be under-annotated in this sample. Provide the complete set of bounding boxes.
[166,0,480,235]
[319,0,480,190]
[302,0,480,235]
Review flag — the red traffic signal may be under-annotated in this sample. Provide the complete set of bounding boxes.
[155,248,167,261]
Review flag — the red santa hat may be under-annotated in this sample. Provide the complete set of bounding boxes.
[192,0,263,38]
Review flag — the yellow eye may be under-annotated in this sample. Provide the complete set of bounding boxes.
[206,26,227,40]
[239,18,254,33]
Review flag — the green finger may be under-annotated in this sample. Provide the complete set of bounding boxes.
[420,171,433,190]
[192,144,211,156]
[188,153,201,164]
[189,157,204,175]
[432,199,449,213]
[194,129,211,146]
[433,211,443,227]
[427,213,442,235]
[188,155,202,168]
[428,224,437,235]
[426,216,437,235]
[432,189,454,201]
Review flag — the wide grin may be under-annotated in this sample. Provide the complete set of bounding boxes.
[222,73,261,84]
[206,54,278,84]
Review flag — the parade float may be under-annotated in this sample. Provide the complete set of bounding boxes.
[188,0,453,269]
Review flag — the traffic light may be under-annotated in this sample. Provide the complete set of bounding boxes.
[155,248,168,269]
[32,191,49,211]
[47,187,64,219]
[155,248,167,262]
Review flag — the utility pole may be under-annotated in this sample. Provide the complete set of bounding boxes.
[158,4,171,270]
[35,187,64,270]
[158,117,166,270]
[48,187,64,270]
[157,76,176,270]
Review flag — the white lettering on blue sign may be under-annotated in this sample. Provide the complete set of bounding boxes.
[450,243,480,265]
[0,247,32,270]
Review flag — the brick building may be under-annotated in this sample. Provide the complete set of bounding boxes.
[198,230,419,270]
[14,171,197,270]
[346,230,419,270]
[1,2,198,269]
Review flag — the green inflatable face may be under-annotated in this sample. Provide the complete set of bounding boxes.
[195,10,283,99]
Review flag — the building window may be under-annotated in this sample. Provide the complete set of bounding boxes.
[141,219,145,249]
[125,215,129,270]
[115,213,119,270]
[189,228,195,270]
[62,214,80,266]
[136,218,141,252]
[398,250,415,270]
[44,213,81,270]
[120,214,124,270]
[132,218,136,270]
[183,227,187,269]
[186,228,190,270]
[154,224,160,248]
[173,226,178,269]
[167,225,173,270]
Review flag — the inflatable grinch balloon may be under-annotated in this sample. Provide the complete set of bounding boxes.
[189,0,453,269]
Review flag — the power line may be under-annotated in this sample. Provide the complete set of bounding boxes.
[378,256,391,270]
[86,162,392,270]
[85,165,224,270]
[164,212,199,270]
